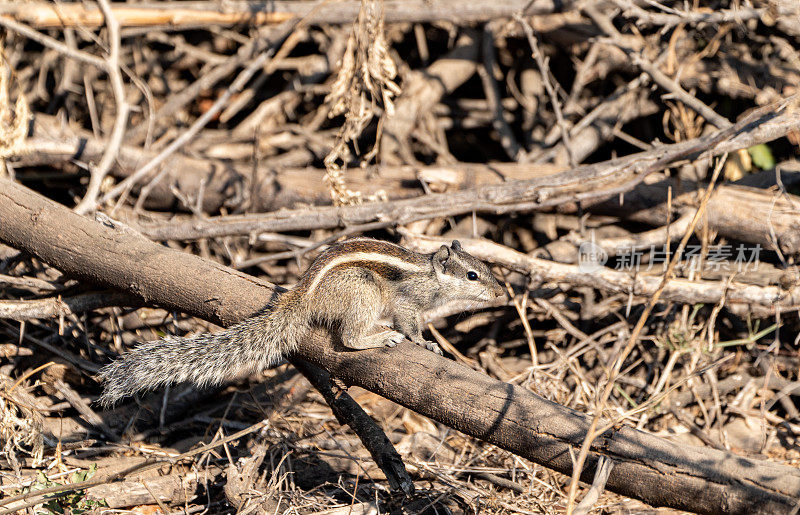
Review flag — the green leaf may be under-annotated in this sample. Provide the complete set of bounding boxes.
[747,144,775,170]
[32,471,53,489]
[716,322,779,348]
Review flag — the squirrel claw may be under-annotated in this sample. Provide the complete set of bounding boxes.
[416,339,443,355]
[331,376,348,392]
[384,331,405,348]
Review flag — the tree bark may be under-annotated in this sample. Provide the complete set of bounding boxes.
[1,179,799,514]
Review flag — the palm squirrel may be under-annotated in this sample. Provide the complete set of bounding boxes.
[98,238,504,405]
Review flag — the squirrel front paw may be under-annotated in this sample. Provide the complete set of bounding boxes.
[349,329,405,350]
[414,339,443,356]
[381,330,405,348]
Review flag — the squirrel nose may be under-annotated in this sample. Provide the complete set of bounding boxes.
[493,281,506,298]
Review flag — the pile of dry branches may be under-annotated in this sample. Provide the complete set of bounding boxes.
[1,0,800,513]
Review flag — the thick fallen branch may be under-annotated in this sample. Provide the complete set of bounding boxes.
[29,109,799,256]
[133,96,800,240]
[85,467,223,509]
[21,114,800,256]
[2,181,800,513]
[19,115,562,213]
[0,292,139,321]
[0,0,564,29]
[590,172,800,256]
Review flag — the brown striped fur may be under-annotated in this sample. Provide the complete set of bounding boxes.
[99,238,504,405]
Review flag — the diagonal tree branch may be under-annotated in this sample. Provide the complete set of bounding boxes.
[1,179,799,514]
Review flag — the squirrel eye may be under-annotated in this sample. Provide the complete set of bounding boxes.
[466,271,478,281]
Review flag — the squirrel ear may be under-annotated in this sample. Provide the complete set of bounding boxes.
[451,240,462,252]
[433,244,450,270]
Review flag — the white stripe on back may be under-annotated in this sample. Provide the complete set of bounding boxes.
[306,252,425,295]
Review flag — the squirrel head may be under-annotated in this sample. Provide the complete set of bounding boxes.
[432,240,505,302]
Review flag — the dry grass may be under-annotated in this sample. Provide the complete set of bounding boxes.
[0,56,29,164]
[323,0,398,205]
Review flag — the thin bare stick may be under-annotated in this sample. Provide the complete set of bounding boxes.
[627,50,731,129]
[573,456,615,515]
[516,14,577,166]
[133,96,799,241]
[583,5,732,130]
[98,9,322,208]
[0,292,139,321]
[613,0,764,29]
[478,25,524,161]
[0,0,547,29]
[0,16,107,70]
[98,33,287,208]
[74,0,130,215]
[404,235,798,314]
[125,24,281,144]
[565,153,728,514]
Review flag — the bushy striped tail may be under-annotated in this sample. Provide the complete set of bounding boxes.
[98,301,301,406]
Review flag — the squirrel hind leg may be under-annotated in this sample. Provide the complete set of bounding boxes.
[330,276,392,350]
